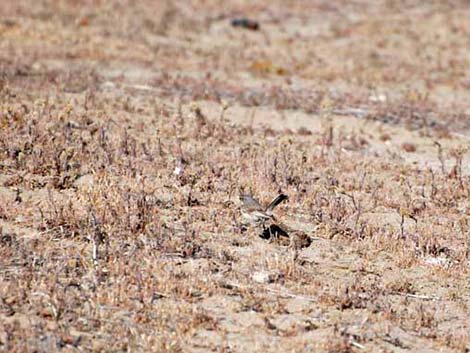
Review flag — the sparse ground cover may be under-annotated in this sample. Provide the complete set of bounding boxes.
[0,1,469,352]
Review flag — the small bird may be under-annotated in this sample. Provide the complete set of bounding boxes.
[239,193,288,227]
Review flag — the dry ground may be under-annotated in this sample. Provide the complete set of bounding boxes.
[1,1,470,352]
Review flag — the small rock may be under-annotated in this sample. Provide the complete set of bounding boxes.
[231,18,260,31]
[252,270,281,284]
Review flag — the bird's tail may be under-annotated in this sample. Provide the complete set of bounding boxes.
[265,194,288,213]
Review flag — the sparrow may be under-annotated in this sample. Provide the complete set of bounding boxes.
[239,193,288,227]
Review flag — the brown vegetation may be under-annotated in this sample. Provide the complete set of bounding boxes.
[1,0,469,352]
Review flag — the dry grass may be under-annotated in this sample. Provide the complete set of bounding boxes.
[1,0,470,352]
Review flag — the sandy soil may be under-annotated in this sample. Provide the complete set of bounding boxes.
[1,1,470,352]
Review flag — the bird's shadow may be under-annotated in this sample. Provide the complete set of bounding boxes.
[260,224,289,241]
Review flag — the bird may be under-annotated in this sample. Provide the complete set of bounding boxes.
[239,193,288,228]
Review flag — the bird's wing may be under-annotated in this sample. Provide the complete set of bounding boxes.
[240,194,263,211]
